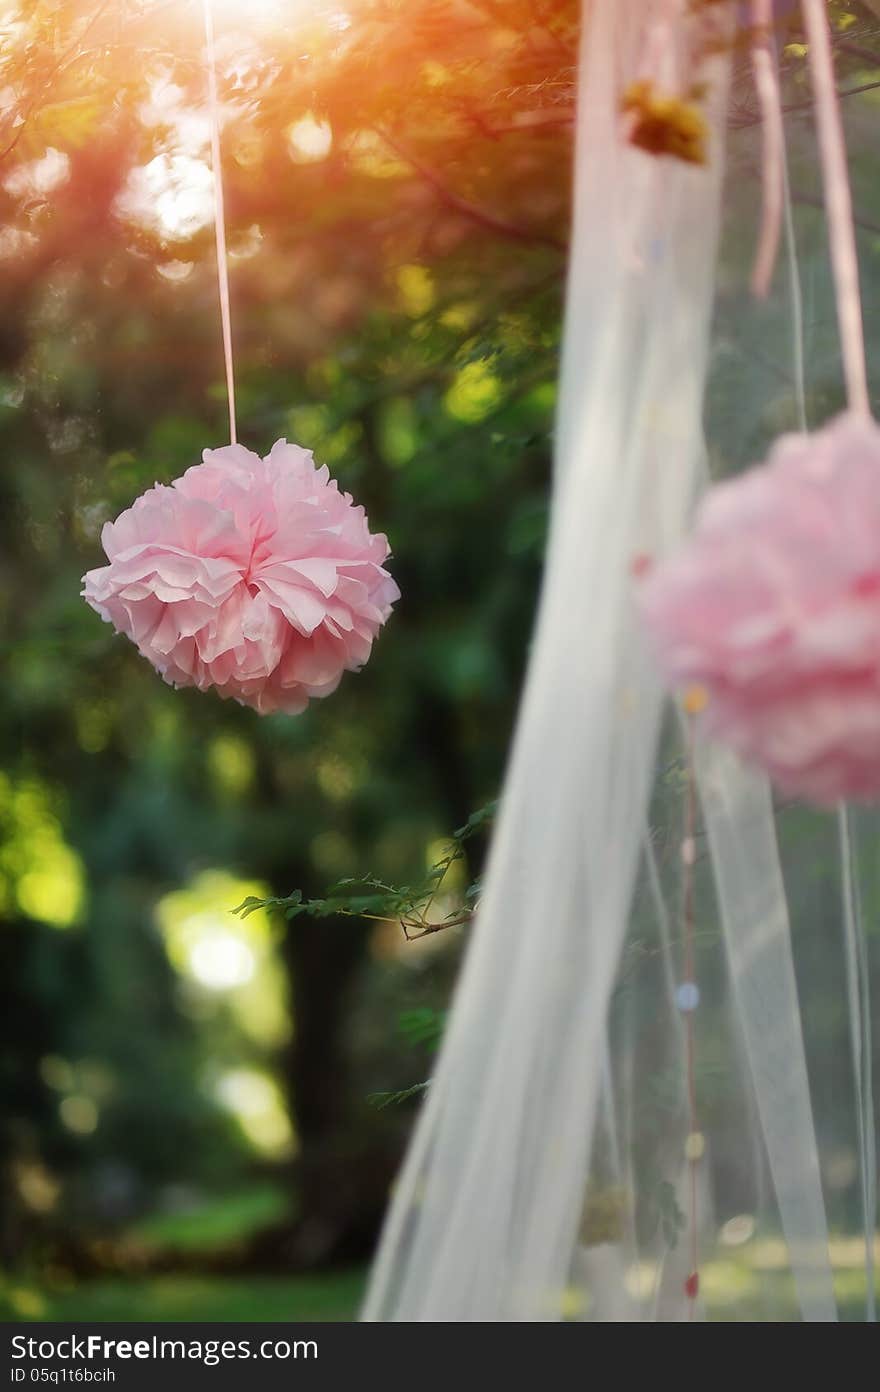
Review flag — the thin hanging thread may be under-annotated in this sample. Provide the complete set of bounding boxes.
[203,0,237,445]
[782,106,808,432]
[838,808,877,1322]
[800,0,870,415]
[750,0,784,298]
[639,0,684,81]
[681,714,700,1317]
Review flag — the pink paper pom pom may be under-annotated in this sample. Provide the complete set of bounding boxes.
[82,440,400,716]
[640,411,880,805]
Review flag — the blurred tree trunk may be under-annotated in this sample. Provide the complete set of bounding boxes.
[276,915,397,1266]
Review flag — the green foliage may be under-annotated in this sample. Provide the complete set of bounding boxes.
[233,799,496,940]
[233,801,494,1110]
[232,798,495,1113]
[367,1081,431,1111]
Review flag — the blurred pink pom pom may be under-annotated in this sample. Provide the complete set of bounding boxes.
[640,411,880,805]
[82,439,400,715]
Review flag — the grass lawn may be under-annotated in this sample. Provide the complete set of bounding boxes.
[0,1271,366,1322]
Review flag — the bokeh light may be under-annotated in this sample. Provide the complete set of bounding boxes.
[157,872,289,1036]
[214,1068,294,1158]
[287,114,333,164]
[118,153,215,240]
[0,774,85,929]
[189,928,255,991]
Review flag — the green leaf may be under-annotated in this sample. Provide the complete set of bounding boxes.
[452,799,498,842]
[231,895,271,919]
[367,1081,430,1110]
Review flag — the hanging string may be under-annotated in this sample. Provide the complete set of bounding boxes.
[781,99,808,432]
[640,0,684,80]
[838,807,877,1322]
[800,0,870,416]
[749,0,784,298]
[679,693,705,1318]
[203,0,237,444]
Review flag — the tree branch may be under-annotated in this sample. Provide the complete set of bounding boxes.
[731,79,880,128]
[0,0,114,165]
[375,127,566,252]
